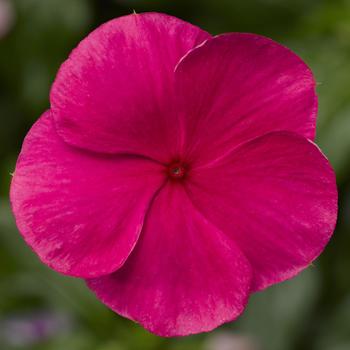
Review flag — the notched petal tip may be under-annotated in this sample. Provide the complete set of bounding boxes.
[186,131,337,292]
[10,111,165,279]
[86,185,252,337]
[174,32,318,166]
[50,12,210,162]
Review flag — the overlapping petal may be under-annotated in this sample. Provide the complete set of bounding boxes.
[10,112,165,278]
[185,131,337,291]
[174,33,317,165]
[51,12,210,162]
[87,184,252,337]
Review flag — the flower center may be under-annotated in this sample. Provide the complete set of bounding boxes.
[167,162,187,180]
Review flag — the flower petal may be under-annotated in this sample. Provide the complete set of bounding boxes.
[51,12,210,162]
[10,112,165,278]
[186,131,337,291]
[175,33,317,165]
[87,184,252,337]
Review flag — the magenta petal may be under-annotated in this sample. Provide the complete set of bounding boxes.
[51,12,210,162]
[175,33,317,164]
[186,131,337,291]
[87,184,252,337]
[10,112,165,278]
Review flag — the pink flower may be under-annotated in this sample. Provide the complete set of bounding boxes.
[205,332,258,350]
[0,0,14,39]
[10,12,337,337]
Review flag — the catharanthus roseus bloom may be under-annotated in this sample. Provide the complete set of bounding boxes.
[0,0,14,39]
[10,12,337,337]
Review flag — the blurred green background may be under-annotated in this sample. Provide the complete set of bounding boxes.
[0,0,350,349]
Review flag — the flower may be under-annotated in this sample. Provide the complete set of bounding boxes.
[204,332,258,350]
[0,311,72,347]
[0,0,14,39]
[10,12,337,337]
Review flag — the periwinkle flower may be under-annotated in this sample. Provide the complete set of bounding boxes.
[0,0,14,39]
[205,332,258,350]
[10,13,337,336]
[0,312,71,346]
